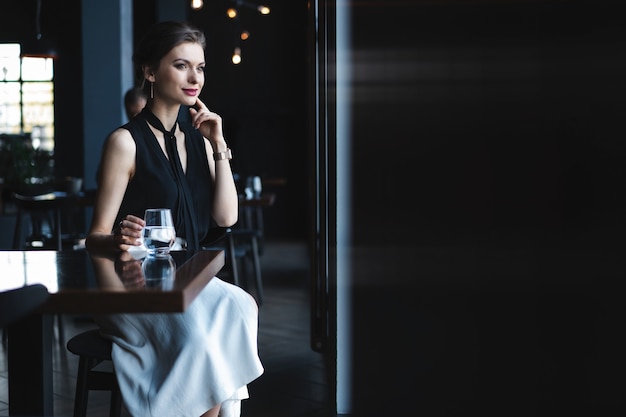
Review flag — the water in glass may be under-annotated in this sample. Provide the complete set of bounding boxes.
[143,208,176,256]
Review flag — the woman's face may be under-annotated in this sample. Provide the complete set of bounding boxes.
[153,42,205,107]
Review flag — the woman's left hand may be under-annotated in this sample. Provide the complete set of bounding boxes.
[189,98,225,146]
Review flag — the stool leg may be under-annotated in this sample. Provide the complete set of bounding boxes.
[250,235,264,306]
[56,314,65,347]
[228,233,240,286]
[73,356,94,417]
[12,211,24,249]
[55,207,62,251]
[109,380,122,417]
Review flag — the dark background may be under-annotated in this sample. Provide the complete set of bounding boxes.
[349,0,626,249]
[341,1,626,414]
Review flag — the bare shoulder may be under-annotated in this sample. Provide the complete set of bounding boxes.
[99,127,136,177]
[104,127,136,153]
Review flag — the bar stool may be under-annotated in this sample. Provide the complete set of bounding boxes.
[12,191,64,251]
[229,227,264,306]
[10,191,70,348]
[66,329,122,417]
[0,284,49,325]
[202,226,264,306]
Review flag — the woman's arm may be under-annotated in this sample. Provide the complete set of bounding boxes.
[189,98,238,227]
[85,128,144,252]
[206,138,238,227]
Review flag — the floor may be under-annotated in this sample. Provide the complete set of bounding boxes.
[0,239,334,417]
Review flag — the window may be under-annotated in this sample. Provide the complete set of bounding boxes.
[0,43,54,152]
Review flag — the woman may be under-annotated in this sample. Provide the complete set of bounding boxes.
[86,21,264,417]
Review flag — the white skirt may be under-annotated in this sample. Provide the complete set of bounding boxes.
[95,277,264,417]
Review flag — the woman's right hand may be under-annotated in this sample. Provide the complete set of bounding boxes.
[114,214,145,250]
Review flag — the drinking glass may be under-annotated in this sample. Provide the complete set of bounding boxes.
[252,176,262,198]
[143,208,176,257]
[245,175,262,199]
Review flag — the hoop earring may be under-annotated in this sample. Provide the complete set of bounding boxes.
[150,82,154,99]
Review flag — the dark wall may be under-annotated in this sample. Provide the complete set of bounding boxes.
[343,1,626,414]
[351,0,626,249]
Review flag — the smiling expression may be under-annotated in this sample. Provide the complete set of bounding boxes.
[149,42,206,107]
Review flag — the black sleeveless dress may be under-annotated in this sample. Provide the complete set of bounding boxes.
[114,109,213,250]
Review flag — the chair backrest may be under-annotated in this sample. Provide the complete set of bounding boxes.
[0,284,49,327]
[12,191,67,211]
[12,191,65,250]
[200,227,232,248]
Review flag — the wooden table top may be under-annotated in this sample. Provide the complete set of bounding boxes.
[0,249,225,314]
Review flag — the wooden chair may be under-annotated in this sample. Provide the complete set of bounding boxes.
[11,191,68,346]
[66,328,122,417]
[1,284,49,351]
[0,284,49,328]
[12,191,65,251]
[202,226,264,306]
[229,227,264,305]
[233,193,276,305]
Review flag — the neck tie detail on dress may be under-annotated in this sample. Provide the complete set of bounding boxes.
[142,109,185,180]
[140,108,200,251]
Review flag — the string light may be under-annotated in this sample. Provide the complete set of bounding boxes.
[189,0,266,65]
[233,1,270,15]
[232,47,242,65]
[223,1,271,64]
[227,8,238,18]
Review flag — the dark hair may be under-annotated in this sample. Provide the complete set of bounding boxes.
[133,21,206,90]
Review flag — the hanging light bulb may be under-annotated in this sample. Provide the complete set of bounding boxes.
[226,1,268,64]
[191,0,204,10]
[232,47,242,65]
